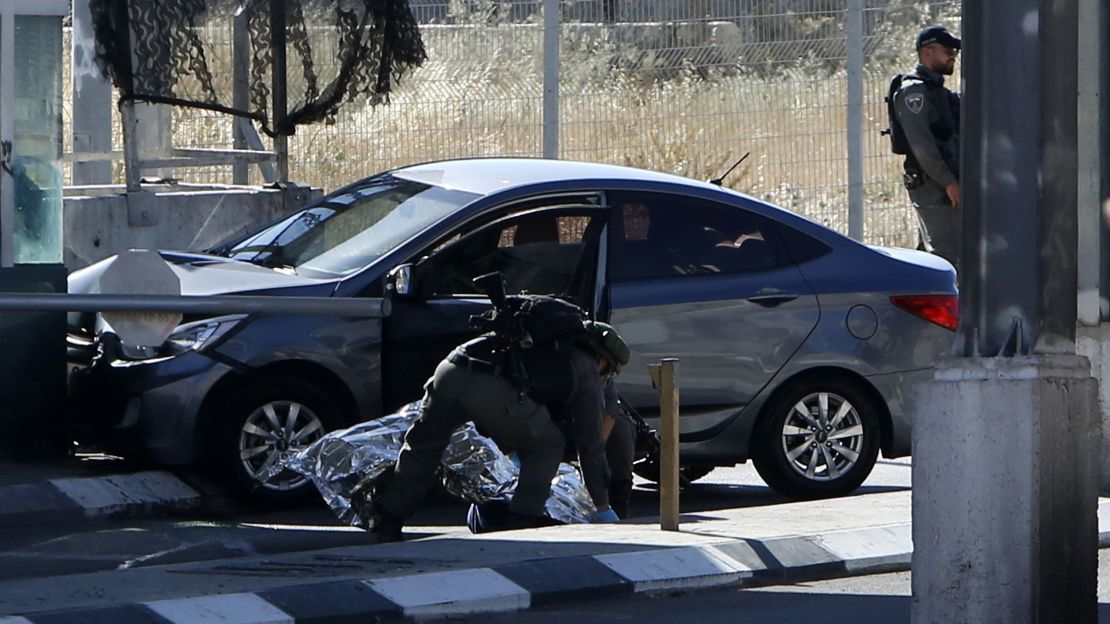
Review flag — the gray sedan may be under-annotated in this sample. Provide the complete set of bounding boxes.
[67,158,957,504]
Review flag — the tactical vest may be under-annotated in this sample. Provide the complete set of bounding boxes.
[519,344,575,408]
[886,72,960,173]
[459,335,578,409]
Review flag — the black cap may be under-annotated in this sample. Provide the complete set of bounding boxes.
[916,25,961,50]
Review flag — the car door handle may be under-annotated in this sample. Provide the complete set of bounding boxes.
[747,292,800,307]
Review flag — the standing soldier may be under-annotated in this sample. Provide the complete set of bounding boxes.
[890,25,962,269]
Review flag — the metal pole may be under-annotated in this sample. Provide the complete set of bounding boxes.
[1077,0,1104,325]
[0,293,390,317]
[658,358,680,531]
[1102,0,1110,324]
[233,6,250,185]
[71,0,113,185]
[0,4,14,267]
[845,0,864,241]
[109,0,143,194]
[542,0,560,159]
[120,103,144,192]
[958,0,1078,356]
[270,0,289,183]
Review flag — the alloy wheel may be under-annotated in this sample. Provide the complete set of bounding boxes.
[779,391,865,482]
[238,400,326,491]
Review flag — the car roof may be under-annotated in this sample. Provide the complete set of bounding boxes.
[386,157,865,253]
[391,157,724,197]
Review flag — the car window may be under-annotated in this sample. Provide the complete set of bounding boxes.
[607,193,788,280]
[424,211,599,298]
[222,175,479,277]
[775,222,833,264]
[430,193,600,254]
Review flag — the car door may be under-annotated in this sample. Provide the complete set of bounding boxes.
[602,191,820,439]
[381,204,608,412]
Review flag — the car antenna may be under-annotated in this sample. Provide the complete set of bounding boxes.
[709,152,751,187]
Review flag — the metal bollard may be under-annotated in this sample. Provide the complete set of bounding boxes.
[648,358,680,531]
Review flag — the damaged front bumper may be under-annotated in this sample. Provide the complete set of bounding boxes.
[66,328,234,464]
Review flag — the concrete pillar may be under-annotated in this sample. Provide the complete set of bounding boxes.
[1077,325,1110,494]
[911,357,1098,623]
[910,0,1100,622]
[71,0,113,185]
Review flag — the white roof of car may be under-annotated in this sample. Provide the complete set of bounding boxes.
[392,157,722,196]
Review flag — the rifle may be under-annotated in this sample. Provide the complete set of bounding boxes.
[469,272,531,398]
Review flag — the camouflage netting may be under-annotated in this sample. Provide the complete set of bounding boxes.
[88,0,426,136]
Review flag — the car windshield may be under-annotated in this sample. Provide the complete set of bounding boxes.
[220,175,479,277]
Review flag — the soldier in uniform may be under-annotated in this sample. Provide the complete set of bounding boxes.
[893,25,962,269]
[367,320,630,542]
[603,395,637,519]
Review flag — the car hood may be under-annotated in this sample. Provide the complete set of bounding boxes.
[68,251,338,297]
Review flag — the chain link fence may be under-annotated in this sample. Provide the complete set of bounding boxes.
[64,0,960,248]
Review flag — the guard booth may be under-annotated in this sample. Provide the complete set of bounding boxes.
[0,0,70,455]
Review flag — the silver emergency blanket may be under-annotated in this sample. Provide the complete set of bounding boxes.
[279,402,597,528]
[279,405,419,527]
[544,463,597,523]
[440,424,518,503]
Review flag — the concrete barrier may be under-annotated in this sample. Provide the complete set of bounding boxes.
[63,183,321,271]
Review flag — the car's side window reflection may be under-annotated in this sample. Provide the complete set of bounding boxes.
[608,194,785,281]
[427,213,595,297]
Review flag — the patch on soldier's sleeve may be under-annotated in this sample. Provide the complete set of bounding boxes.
[905,93,925,114]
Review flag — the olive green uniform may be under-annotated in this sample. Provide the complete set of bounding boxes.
[376,335,610,520]
[894,64,961,268]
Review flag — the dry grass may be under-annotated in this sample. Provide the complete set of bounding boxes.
[284,47,920,247]
[61,3,963,249]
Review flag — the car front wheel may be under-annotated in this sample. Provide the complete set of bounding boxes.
[752,378,880,499]
[214,376,338,505]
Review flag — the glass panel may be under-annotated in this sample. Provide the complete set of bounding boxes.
[12,15,63,264]
[608,192,787,280]
[427,211,600,297]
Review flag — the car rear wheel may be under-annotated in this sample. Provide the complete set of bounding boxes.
[214,376,339,506]
[752,378,880,499]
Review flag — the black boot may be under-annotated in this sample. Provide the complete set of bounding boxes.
[368,509,405,544]
[609,479,632,519]
[351,470,404,543]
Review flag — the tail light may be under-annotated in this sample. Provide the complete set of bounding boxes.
[890,294,959,331]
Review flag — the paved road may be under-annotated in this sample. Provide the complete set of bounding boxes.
[0,458,912,583]
[459,548,1110,624]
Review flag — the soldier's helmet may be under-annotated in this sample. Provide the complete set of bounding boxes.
[580,321,631,375]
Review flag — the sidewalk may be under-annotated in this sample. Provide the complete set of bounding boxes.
[1,487,1108,623]
[0,456,1104,622]
[0,456,201,528]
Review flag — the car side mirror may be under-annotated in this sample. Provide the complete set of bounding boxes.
[387,264,414,298]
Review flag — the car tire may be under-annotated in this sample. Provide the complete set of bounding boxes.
[213,376,339,506]
[752,377,880,500]
[632,457,715,486]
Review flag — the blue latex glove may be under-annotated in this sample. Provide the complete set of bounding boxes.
[594,508,620,523]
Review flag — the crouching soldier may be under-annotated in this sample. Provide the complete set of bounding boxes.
[366,314,631,543]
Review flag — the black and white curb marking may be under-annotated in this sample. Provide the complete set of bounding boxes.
[1,524,916,623]
[0,471,200,527]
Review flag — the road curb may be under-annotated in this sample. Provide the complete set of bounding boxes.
[5,523,916,623]
[0,470,200,528]
[6,502,1109,622]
